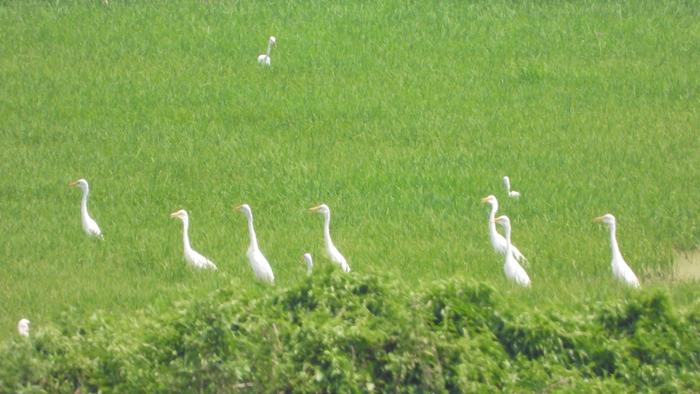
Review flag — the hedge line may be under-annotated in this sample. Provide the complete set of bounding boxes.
[2,269,699,393]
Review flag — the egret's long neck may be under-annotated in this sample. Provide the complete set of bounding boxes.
[246,212,259,250]
[488,203,498,234]
[266,41,273,56]
[609,223,622,259]
[504,223,512,259]
[80,187,90,219]
[181,217,192,253]
[323,211,333,248]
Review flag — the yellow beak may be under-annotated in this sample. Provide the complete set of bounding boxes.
[69,180,78,187]
[234,204,243,211]
[170,212,178,218]
[593,216,605,222]
[308,205,322,212]
[480,196,490,203]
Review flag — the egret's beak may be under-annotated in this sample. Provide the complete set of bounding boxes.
[170,212,178,219]
[593,216,605,222]
[69,180,78,187]
[234,204,243,211]
[309,205,322,212]
[481,196,490,203]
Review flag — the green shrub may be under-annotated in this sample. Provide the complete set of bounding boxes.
[1,271,698,393]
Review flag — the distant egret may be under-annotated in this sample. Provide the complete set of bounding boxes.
[309,204,351,272]
[503,176,520,199]
[17,318,30,337]
[481,195,527,263]
[69,179,104,239]
[235,204,274,283]
[595,214,640,288]
[302,253,313,275]
[494,216,531,287]
[170,210,217,270]
[257,35,276,66]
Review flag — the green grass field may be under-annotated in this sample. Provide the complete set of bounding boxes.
[1,0,699,339]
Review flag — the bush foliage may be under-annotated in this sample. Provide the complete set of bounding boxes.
[2,269,699,393]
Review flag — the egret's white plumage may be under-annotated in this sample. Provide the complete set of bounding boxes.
[503,176,521,199]
[309,204,351,272]
[595,214,640,288]
[302,253,313,275]
[236,204,274,283]
[170,210,217,270]
[494,216,531,287]
[17,318,30,337]
[257,35,276,66]
[70,179,103,239]
[481,195,527,263]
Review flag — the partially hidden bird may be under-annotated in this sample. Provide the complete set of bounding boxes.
[494,215,531,287]
[309,204,351,272]
[595,213,640,288]
[69,178,104,239]
[481,195,527,263]
[17,318,30,337]
[235,204,275,283]
[302,253,313,275]
[170,209,217,270]
[257,35,276,66]
[503,176,521,199]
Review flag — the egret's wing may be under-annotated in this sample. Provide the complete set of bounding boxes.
[510,243,527,263]
[619,262,640,288]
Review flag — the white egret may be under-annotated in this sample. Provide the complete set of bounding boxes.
[595,214,640,288]
[257,35,276,66]
[481,195,527,263]
[17,318,30,337]
[235,204,275,283]
[309,204,351,272]
[69,179,104,239]
[302,252,313,275]
[494,216,531,287]
[170,210,217,270]
[503,176,521,199]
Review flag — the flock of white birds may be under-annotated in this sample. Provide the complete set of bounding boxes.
[14,36,642,337]
[14,174,642,337]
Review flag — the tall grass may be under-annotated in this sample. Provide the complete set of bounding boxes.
[0,0,699,337]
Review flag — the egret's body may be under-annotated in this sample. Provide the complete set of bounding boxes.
[495,216,531,287]
[503,176,521,199]
[309,204,351,272]
[257,36,276,66]
[70,179,103,239]
[481,195,527,263]
[595,214,640,288]
[170,210,217,270]
[236,204,274,283]
[17,318,30,337]
[303,253,313,275]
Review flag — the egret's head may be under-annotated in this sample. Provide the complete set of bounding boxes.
[235,204,252,215]
[594,213,616,226]
[302,253,312,264]
[170,209,188,221]
[309,204,330,215]
[269,36,276,45]
[481,195,497,206]
[69,179,89,190]
[494,215,510,228]
[17,318,30,337]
